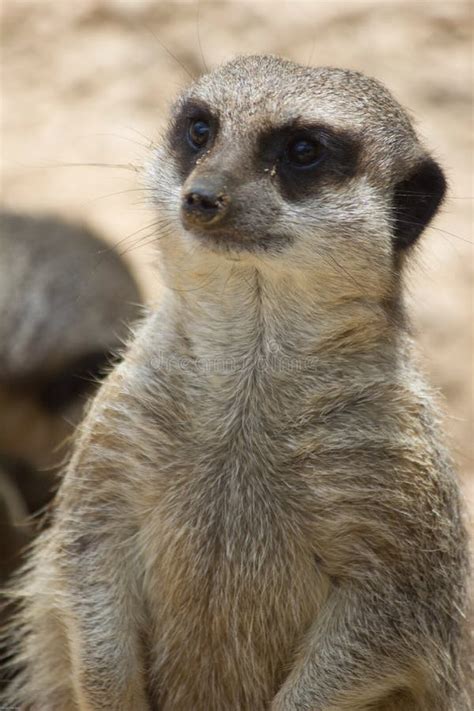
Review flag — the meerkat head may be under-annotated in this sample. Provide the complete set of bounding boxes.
[150,55,445,298]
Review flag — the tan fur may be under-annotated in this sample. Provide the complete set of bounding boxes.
[1,57,471,710]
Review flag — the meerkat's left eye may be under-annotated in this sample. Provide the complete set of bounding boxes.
[187,119,211,150]
[287,137,323,168]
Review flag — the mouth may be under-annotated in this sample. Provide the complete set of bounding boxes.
[183,226,292,255]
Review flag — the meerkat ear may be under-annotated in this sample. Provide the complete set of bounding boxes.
[392,156,447,249]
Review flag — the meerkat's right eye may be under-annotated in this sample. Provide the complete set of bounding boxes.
[187,119,211,150]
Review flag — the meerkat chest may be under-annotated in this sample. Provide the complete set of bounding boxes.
[141,472,325,709]
[136,370,326,708]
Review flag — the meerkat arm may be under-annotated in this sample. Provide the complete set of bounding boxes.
[65,572,150,709]
[271,583,429,711]
[2,521,151,711]
[55,502,151,710]
[62,549,150,710]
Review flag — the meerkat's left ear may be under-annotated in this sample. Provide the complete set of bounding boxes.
[392,156,447,249]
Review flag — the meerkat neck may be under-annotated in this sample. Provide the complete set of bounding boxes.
[161,258,400,371]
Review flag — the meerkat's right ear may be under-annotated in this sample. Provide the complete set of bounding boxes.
[392,156,447,249]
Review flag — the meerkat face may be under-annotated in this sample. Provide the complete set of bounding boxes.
[150,55,445,290]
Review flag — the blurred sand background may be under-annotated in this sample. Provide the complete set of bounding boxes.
[1,1,473,515]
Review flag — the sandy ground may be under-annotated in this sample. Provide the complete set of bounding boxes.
[1,1,473,515]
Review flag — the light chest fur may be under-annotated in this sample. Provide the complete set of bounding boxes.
[109,296,334,708]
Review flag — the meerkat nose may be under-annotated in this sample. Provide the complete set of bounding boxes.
[182,179,230,227]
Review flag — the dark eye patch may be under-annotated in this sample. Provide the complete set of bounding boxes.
[258,120,361,201]
[38,351,113,413]
[167,99,219,180]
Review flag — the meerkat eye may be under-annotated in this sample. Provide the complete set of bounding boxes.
[287,137,323,168]
[187,119,211,150]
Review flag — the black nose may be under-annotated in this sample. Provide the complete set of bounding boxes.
[182,184,230,226]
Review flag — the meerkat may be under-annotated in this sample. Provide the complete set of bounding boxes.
[0,210,142,484]
[0,211,142,626]
[2,56,470,711]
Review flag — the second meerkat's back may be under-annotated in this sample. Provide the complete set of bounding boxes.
[0,210,143,603]
[0,210,143,474]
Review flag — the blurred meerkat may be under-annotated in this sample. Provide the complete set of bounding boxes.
[2,56,470,710]
[0,211,142,587]
[0,210,142,479]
